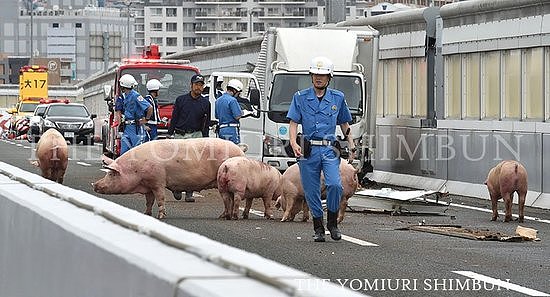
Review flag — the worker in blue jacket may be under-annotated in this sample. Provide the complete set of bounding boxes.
[215,79,244,144]
[117,74,152,155]
[287,56,355,242]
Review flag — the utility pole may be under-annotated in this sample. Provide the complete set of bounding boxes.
[103,32,110,72]
[124,0,132,58]
[29,0,34,57]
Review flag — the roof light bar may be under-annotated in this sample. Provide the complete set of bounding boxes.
[122,58,190,65]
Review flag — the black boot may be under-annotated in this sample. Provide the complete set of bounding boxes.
[313,217,325,242]
[327,211,341,241]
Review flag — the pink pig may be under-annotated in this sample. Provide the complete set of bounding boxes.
[278,162,358,223]
[93,138,244,219]
[485,160,528,223]
[31,128,68,184]
[217,156,282,220]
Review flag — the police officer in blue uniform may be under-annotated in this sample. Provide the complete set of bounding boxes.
[215,79,244,144]
[143,79,162,141]
[117,74,153,155]
[287,56,355,242]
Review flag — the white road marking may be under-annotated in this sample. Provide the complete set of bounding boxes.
[425,198,550,224]
[68,157,73,161]
[23,146,31,149]
[453,271,549,296]
[241,207,379,246]
[76,162,91,167]
[16,144,23,147]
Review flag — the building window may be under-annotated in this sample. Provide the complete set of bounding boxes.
[151,23,162,31]
[166,23,177,32]
[166,8,177,17]
[151,37,163,45]
[53,23,59,28]
[150,8,162,16]
[166,37,177,47]
[75,23,82,28]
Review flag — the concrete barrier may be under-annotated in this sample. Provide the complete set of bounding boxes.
[0,162,365,297]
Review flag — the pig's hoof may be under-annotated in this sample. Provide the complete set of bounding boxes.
[265,216,274,220]
[242,213,249,219]
[158,212,166,220]
[491,217,497,221]
[145,211,153,216]
[518,217,524,223]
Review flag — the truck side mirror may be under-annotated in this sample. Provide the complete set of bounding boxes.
[91,114,97,119]
[103,85,112,101]
[249,89,260,107]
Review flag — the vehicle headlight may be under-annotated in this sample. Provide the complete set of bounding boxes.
[43,119,56,128]
[263,134,287,157]
[83,120,94,129]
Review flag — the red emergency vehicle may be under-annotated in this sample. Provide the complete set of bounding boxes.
[102,44,200,158]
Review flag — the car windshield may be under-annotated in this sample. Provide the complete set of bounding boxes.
[120,68,197,105]
[20,102,39,112]
[34,106,46,115]
[47,105,89,117]
[269,73,363,115]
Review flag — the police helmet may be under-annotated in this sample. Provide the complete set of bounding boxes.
[309,56,334,77]
[119,74,137,89]
[146,79,163,91]
[227,79,243,93]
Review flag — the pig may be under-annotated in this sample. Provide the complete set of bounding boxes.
[278,162,358,223]
[217,156,282,220]
[485,160,528,223]
[31,128,68,184]
[93,138,244,219]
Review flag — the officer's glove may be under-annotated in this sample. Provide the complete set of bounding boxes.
[241,110,254,118]
[111,121,119,128]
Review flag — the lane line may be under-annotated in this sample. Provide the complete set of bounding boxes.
[425,199,550,224]
[76,162,91,167]
[241,208,379,246]
[453,271,549,296]
[23,146,31,149]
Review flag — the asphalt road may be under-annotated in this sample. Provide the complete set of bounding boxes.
[1,138,549,297]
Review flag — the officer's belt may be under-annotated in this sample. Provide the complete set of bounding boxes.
[124,120,137,125]
[218,123,240,129]
[175,128,200,135]
[147,120,160,125]
[309,139,332,146]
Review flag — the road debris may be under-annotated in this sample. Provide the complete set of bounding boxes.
[399,224,539,242]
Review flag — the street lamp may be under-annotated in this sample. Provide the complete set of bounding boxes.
[248,8,261,38]
[123,0,133,58]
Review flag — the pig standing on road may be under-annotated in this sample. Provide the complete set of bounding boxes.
[31,128,68,184]
[277,162,358,223]
[93,138,244,219]
[485,160,528,223]
[217,156,282,220]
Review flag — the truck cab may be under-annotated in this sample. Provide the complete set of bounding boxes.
[102,44,200,158]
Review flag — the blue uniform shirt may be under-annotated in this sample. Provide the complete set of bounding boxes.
[286,87,352,141]
[215,92,242,125]
[122,89,151,121]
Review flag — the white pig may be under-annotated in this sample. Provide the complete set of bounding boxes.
[93,138,244,219]
[278,162,358,223]
[31,128,68,184]
[217,156,282,220]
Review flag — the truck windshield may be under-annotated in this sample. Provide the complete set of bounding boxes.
[20,103,39,112]
[268,73,363,123]
[120,68,197,105]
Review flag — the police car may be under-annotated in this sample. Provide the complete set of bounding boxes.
[37,103,97,145]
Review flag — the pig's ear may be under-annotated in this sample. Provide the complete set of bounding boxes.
[105,163,121,175]
[101,155,114,166]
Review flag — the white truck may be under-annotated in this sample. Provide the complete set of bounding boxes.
[208,27,379,178]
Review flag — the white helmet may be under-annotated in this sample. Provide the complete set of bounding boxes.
[119,74,137,89]
[227,79,243,92]
[146,79,163,91]
[309,56,334,77]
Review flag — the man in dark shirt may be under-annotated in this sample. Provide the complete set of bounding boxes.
[168,74,210,202]
[168,74,211,139]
